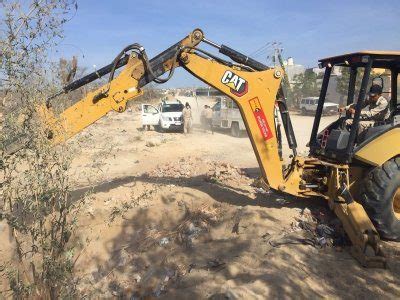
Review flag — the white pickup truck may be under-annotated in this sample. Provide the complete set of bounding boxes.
[141,100,184,131]
[299,97,339,115]
[212,97,246,137]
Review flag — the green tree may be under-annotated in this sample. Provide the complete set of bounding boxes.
[292,69,320,103]
[336,67,363,105]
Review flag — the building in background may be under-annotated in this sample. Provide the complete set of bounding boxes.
[195,87,223,97]
[283,57,305,86]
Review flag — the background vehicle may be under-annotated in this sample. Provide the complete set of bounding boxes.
[300,97,338,115]
[141,100,184,131]
[212,96,246,137]
[23,29,399,268]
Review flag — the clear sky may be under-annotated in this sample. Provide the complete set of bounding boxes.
[55,0,400,87]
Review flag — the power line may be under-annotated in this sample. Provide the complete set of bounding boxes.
[249,42,272,57]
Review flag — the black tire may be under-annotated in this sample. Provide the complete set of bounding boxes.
[360,157,400,241]
[231,122,240,137]
[301,108,307,115]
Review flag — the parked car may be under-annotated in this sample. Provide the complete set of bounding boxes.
[299,97,338,115]
[141,100,184,131]
[212,96,246,137]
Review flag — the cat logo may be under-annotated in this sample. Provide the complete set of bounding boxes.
[221,70,248,97]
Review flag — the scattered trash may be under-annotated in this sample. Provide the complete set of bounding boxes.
[206,258,226,271]
[251,177,270,192]
[255,187,269,194]
[316,236,327,247]
[186,222,202,238]
[275,197,288,204]
[277,206,347,250]
[139,267,179,298]
[268,231,317,248]
[316,224,335,238]
[159,237,170,246]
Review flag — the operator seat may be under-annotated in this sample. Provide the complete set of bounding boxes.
[357,106,400,143]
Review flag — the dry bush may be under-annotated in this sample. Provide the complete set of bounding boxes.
[0,0,84,298]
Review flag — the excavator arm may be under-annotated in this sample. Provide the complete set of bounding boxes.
[40,29,204,144]
[39,28,302,195]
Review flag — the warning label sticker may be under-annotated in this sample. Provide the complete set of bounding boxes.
[248,97,273,141]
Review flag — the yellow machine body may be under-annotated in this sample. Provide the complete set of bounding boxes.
[354,127,400,166]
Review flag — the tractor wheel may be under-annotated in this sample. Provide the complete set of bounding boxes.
[360,157,400,241]
[231,122,240,137]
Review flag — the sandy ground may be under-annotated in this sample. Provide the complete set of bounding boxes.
[1,97,400,298]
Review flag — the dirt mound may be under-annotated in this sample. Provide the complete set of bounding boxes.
[146,157,252,187]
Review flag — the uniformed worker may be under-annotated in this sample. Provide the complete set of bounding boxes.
[200,105,207,131]
[339,84,390,134]
[205,105,214,134]
[182,102,192,134]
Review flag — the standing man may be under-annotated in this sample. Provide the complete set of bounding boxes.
[200,105,207,132]
[182,102,192,134]
[205,105,214,134]
[339,84,390,134]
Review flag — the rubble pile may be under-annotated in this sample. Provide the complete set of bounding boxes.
[146,157,204,179]
[145,157,251,187]
[205,161,250,185]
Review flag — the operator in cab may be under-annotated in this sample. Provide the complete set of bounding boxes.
[339,84,390,134]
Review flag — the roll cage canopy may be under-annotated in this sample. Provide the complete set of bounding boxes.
[309,51,400,163]
[318,51,400,69]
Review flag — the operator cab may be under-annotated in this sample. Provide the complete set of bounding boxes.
[309,51,400,163]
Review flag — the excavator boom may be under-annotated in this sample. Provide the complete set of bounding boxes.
[37,29,301,196]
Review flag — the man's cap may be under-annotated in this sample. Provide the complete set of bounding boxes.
[369,84,383,96]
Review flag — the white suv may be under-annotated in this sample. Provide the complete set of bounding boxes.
[299,97,338,115]
[141,100,184,131]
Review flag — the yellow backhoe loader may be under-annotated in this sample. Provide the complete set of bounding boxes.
[5,29,400,267]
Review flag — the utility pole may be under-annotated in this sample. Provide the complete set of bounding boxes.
[271,42,293,107]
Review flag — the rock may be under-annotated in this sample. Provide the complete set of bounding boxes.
[227,264,240,277]
[115,249,130,267]
[146,139,161,147]
[86,206,95,217]
[132,273,141,283]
